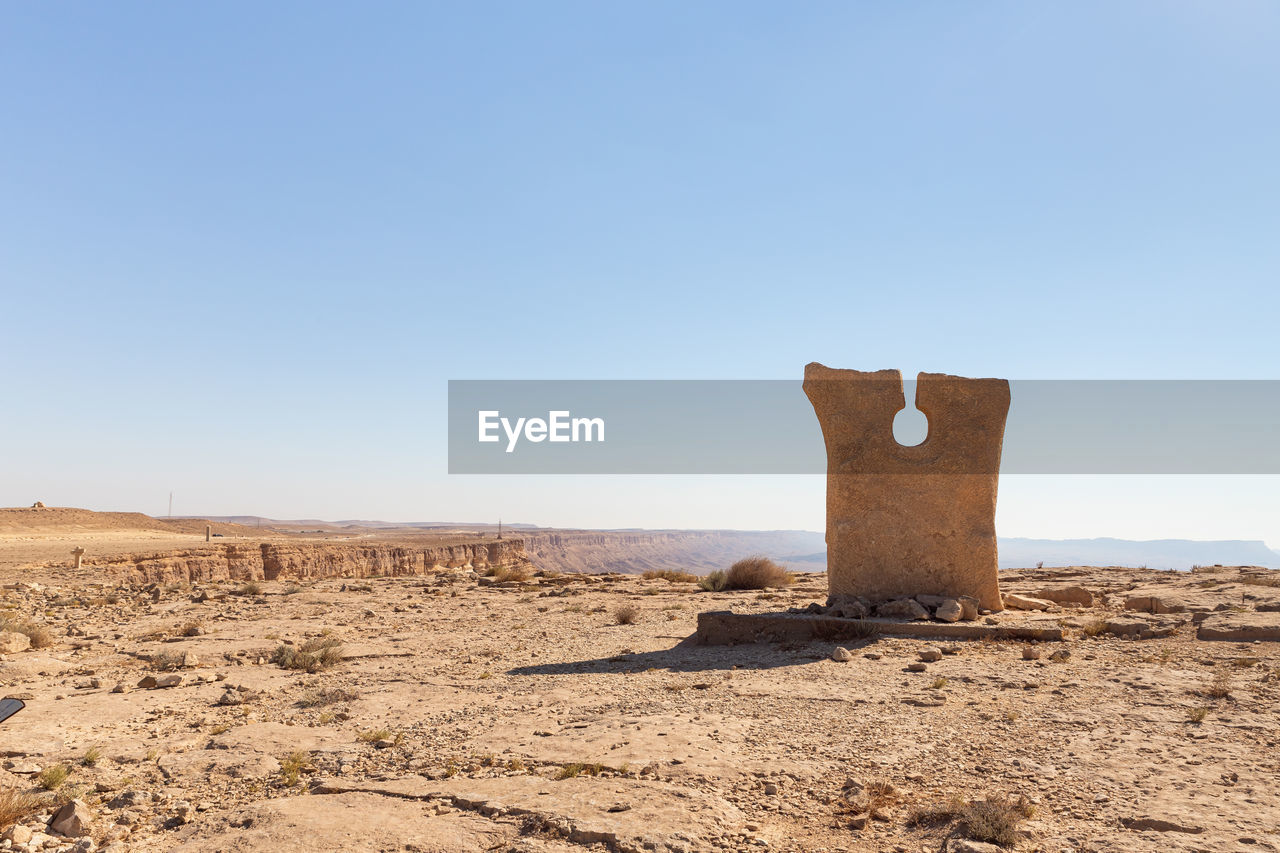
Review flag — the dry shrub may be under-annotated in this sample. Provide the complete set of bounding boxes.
[297,685,359,707]
[1239,573,1280,588]
[961,794,1034,846]
[0,619,53,649]
[1080,619,1108,638]
[149,650,186,672]
[614,604,639,625]
[724,556,792,590]
[272,637,344,673]
[0,785,47,827]
[1187,706,1209,723]
[487,565,531,583]
[234,581,262,596]
[1204,670,1233,699]
[908,793,1032,847]
[642,569,699,584]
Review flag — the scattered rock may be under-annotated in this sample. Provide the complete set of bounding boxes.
[831,646,853,662]
[947,840,1004,853]
[906,662,927,672]
[934,599,963,622]
[155,673,183,688]
[216,688,244,706]
[1036,585,1094,607]
[876,598,930,620]
[4,825,33,845]
[1022,645,1041,660]
[0,630,31,654]
[918,647,943,662]
[1003,593,1056,611]
[1048,649,1071,662]
[51,798,92,837]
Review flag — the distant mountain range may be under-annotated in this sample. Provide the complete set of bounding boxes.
[194,515,1279,572]
[997,537,1280,571]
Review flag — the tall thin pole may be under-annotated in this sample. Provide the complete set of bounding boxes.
[168,492,173,518]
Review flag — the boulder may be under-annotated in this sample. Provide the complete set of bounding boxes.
[51,798,92,837]
[1125,595,1185,614]
[0,630,31,654]
[918,647,943,662]
[1036,586,1094,607]
[934,599,963,622]
[1002,593,1056,611]
[958,596,979,621]
[831,647,853,663]
[876,598,930,620]
[1196,612,1280,641]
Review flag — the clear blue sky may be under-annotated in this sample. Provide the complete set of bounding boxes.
[2,3,1277,545]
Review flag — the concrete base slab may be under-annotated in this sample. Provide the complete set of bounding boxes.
[695,610,1063,645]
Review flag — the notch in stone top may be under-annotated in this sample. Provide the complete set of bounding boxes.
[802,362,1010,611]
[802,363,1010,475]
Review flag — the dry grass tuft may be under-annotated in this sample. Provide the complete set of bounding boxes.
[0,785,47,828]
[177,620,203,637]
[724,556,793,590]
[1187,706,1209,723]
[641,569,699,583]
[271,637,344,673]
[1080,619,1108,638]
[614,604,639,625]
[357,728,393,743]
[234,581,263,596]
[81,747,102,767]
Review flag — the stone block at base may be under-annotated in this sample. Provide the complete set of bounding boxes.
[695,610,1062,645]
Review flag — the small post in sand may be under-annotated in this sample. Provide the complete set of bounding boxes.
[71,547,85,569]
[205,525,212,542]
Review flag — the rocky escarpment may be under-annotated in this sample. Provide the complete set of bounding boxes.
[94,540,526,586]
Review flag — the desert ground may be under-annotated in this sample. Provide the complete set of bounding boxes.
[0,509,1277,853]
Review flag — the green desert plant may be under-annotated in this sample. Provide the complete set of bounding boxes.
[36,764,70,791]
[698,570,728,592]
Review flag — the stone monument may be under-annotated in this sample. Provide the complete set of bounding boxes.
[803,363,1010,612]
[71,546,85,569]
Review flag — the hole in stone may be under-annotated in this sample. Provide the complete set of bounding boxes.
[892,378,928,447]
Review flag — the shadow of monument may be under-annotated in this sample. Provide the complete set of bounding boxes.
[505,632,878,676]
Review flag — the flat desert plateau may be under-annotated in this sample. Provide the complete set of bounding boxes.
[0,508,1277,853]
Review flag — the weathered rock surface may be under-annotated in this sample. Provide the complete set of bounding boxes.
[804,363,1009,612]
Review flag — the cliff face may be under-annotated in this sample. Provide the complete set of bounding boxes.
[96,539,526,586]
